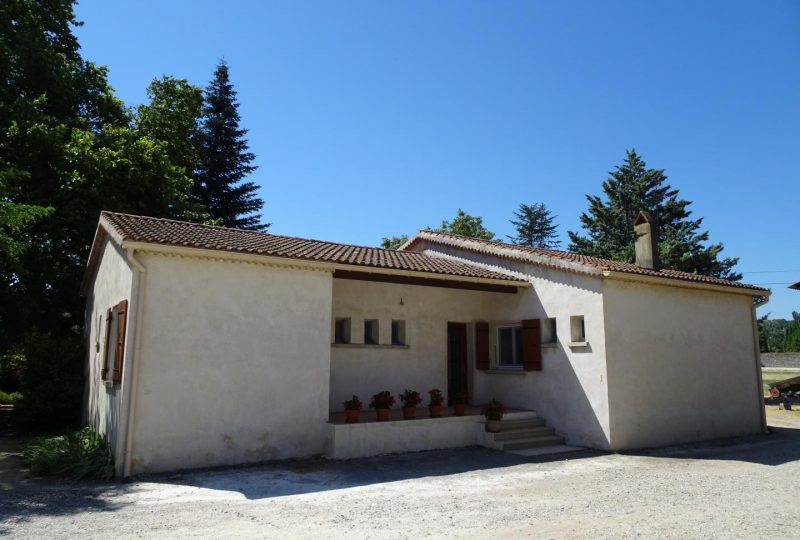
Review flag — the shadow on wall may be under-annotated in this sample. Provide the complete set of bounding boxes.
[134,446,603,501]
[484,288,609,450]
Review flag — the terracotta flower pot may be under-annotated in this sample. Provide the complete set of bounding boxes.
[486,419,502,433]
[376,408,391,422]
[402,406,416,420]
[345,409,360,424]
[453,403,466,416]
[428,404,442,418]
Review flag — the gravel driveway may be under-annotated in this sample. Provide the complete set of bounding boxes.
[3,410,800,539]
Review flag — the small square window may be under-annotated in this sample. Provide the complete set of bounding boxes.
[497,325,522,368]
[570,315,586,343]
[334,318,351,344]
[542,317,557,344]
[364,319,379,345]
[391,320,406,346]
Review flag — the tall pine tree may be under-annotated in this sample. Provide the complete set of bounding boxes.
[508,203,560,248]
[568,150,740,280]
[196,61,266,230]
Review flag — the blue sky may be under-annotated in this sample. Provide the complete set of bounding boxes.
[74,1,799,318]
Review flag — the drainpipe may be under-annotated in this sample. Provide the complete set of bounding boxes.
[117,247,147,478]
[751,296,769,434]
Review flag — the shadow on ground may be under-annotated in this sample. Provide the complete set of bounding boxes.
[136,446,604,501]
[619,423,800,466]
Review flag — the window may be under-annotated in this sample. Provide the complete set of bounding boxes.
[391,320,406,346]
[497,325,523,368]
[570,315,586,343]
[101,300,128,384]
[364,319,379,345]
[334,318,351,344]
[542,317,557,344]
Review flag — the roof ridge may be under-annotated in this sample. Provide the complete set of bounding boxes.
[102,211,431,258]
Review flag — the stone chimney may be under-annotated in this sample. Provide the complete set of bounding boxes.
[634,211,660,270]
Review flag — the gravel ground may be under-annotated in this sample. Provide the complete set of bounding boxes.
[2,410,800,539]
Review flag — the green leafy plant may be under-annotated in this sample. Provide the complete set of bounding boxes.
[369,391,396,409]
[399,389,422,408]
[0,391,22,405]
[428,389,444,406]
[22,427,115,481]
[481,399,507,421]
[342,395,363,411]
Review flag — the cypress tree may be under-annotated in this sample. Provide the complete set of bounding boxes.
[568,149,740,280]
[196,61,266,230]
[508,203,560,249]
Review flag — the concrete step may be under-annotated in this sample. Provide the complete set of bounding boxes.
[500,417,546,430]
[493,425,555,441]
[501,434,566,451]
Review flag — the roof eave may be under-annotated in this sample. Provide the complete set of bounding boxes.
[602,270,771,297]
[120,240,531,289]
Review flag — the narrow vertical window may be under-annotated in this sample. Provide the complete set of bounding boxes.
[364,319,379,345]
[570,315,586,343]
[391,320,406,346]
[334,318,351,344]
[542,317,557,344]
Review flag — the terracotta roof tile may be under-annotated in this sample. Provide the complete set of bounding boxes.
[404,230,767,293]
[98,212,525,283]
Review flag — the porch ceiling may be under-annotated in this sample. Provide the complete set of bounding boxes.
[332,269,523,294]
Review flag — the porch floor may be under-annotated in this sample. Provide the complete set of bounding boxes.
[328,406,530,425]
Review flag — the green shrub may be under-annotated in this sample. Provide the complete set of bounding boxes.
[23,427,115,481]
[0,391,22,405]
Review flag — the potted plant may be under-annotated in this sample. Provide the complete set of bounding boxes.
[481,399,506,432]
[451,390,469,416]
[342,395,362,424]
[428,389,444,418]
[370,391,395,421]
[399,389,422,420]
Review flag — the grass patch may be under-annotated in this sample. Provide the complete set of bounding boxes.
[0,390,22,405]
[762,370,800,395]
[23,427,115,481]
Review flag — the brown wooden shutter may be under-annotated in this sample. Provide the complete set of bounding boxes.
[101,308,113,380]
[521,319,542,371]
[112,299,128,385]
[475,321,490,370]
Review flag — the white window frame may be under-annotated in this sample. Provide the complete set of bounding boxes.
[496,324,523,370]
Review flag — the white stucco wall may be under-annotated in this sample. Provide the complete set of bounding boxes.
[332,241,613,450]
[602,279,763,449]
[83,237,133,454]
[127,253,334,475]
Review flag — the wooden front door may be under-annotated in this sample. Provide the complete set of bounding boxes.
[447,323,468,404]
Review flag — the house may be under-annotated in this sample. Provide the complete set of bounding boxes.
[82,211,769,477]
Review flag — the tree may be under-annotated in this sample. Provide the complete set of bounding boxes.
[0,0,197,430]
[568,150,740,280]
[380,235,409,250]
[439,209,494,240]
[784,312,800,353]
[507,203,560,249]
[137,76,203,179]
[196,61,266,230]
